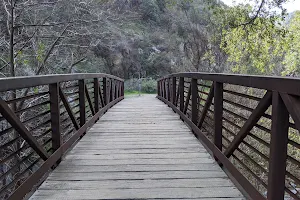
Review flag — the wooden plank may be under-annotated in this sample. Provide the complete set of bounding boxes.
[64,152,210,160]
[79,137,198,141]
[54,164,221,172]
[76,140,200,145]
[73,144,203,149]
[59,158,215,165]
[30,187,242,199]
[67,148,207,155]
[39,178,234,190]
[158,95,264,200]
[30,95,244,200]
[48,171,227,180]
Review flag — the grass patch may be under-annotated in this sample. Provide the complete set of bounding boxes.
[124,90,156,96]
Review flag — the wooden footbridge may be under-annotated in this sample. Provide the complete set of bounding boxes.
[0,73,299,200]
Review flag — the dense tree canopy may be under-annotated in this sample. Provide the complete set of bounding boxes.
[0,0,299,79]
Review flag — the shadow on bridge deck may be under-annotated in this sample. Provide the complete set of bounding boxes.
[30,95,245,200]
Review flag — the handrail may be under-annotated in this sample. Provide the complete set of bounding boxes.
[157,73,300,200]
[158,72,300,96]
[0,73,124,199]
[0,73,123,92]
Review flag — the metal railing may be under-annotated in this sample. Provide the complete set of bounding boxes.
[157,73,300,200]
[0,73,124,199]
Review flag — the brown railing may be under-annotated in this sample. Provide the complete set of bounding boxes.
[0,73,124,199]
[157,73,300,200]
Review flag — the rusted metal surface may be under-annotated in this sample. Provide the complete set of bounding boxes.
[157,73,300,200]
[158,72,300,96]
[0,73,124,199]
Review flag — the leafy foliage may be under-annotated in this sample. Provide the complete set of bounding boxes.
[282,11,300,75]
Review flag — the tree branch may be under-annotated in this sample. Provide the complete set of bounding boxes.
[237,0,265,27]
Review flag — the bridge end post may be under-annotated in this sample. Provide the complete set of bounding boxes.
[267,92,289,200]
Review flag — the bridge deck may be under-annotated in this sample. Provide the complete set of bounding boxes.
[30,95,245,200]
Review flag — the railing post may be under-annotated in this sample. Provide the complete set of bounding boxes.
[179,77,184,112]
[103,77,107,105]
[191,78,198,124]
[172,77,176,105]
[164,79,167,99]
[122,81,125,97]
[114,81,117,99]
[94,78,99,113]
[79,79,86,129]
[161,79,165,98]
[109,80,113,103]
[157,81,161,97]
[168,78,171,102]
[267,92,289,200]
[116,81,119,98]
[214,81,223,151]
[165,79,168,99]
[49,83,61,163]
[110,80,113,101]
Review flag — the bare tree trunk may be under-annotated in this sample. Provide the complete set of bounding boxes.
[9,0,14,78]
[8,0,21,189]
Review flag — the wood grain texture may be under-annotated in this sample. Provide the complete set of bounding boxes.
[30,95,245,200]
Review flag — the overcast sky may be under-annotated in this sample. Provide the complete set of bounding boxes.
[221,0,300,13]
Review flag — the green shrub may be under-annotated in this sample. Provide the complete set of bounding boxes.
[141,78,157,93]
[124,78,157,94]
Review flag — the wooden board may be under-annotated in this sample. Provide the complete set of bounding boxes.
[30,95,245,200]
